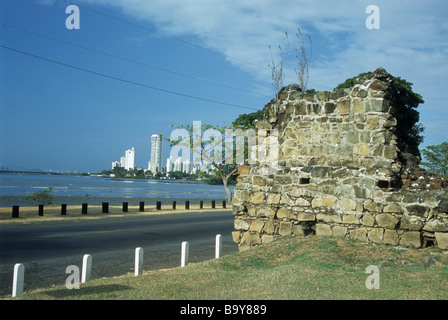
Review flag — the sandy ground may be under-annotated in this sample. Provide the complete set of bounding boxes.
[0,203,231,224]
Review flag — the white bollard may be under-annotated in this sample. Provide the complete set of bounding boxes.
[81,254,92,283]
[12,263,24,297]
[135,247,144,276]
[181,241,189,267]
[215,234,222,259]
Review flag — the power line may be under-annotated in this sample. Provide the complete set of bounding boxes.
[0,44,258,111]
[61,0,333,91]
[0,22,259,95]
[61,0,269,72]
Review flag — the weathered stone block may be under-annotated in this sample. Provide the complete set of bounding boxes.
[296,197,311,207]
[376,213,399,229]
[368,228,384,244]
[297,212,316,221]
[263,220,275,234]
[364,199,383,212]
[237,165,251,175]
[383,144,398,160]
[423,220,448,232]
[311,166,331,178]
[279,221,292,236]
[347,131,359,144]
[342,213,360,225]
[400,231,422,248]
[316,223,332,237]
[292,224,305,236]
[316,91,330,101]
[276,207,296,220]
[234,189,250,202]
[400,215,423,230]
[405,204,429,217]
[253,176,267,186]
[316,212,342,223]
[332,225,348,238]
[262,235,275,244]
[282,147,300,159]
[266,193,281,205]
[249,220,265,233]
[280,194,294,205]
[365,99,386,112]
[232,231,241,243]
[251,192,265,204]
[257,206,276,218]
[339,198,357,212]
[361,212,376,227]
[337,99,350,113]
[294,101,307,115]
[350,227,368,242]
[435,232,448,250]
[369,79,390,91]
[383,202,402,213]
[383,229,399,245]
[234,219,250,231]
[352,98,365,113]
[366,117,379,130]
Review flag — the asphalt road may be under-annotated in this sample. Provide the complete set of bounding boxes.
[0,210,238,296]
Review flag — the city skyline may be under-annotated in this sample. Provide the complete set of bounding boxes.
[1,1,447,172]
[112,146,135,171]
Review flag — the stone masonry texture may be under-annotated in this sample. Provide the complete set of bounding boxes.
[232,67,448,251]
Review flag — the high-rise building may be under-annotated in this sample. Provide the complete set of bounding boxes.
[124,147,135,170]
[182,159,191,174]
[150,134,163,173]
[166,157,173,173]
[174,157,182,172]
[114,147,135,170]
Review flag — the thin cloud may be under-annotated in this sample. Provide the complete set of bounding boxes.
[72,0,448,144]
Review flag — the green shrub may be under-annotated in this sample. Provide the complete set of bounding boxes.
[26,187,54,205]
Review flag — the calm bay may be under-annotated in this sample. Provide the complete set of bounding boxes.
[0,173,233,207]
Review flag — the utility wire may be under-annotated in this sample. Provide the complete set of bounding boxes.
[0,45,258,111]
[61,0,268,71]
[0,22,258,95]
[61,0,333,91]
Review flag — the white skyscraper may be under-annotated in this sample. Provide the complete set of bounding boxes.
[150,134,163,173]
[166,157,173,173]
[174,157,182,172]
[124,147,135,170]
[182,159,191,174]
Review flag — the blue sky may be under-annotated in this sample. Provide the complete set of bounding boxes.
[1,0,447,172]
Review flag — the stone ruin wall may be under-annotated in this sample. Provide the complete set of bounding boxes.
[232,68,448,251]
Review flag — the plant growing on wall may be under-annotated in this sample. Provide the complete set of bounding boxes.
[335,71,425,157]
[268,28,312,98]
[294,28,312,92]
[268,32,289,99]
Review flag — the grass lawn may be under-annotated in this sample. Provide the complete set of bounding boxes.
[7,235,448,300]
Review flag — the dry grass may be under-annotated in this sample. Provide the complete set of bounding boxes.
[7,235,448,300]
